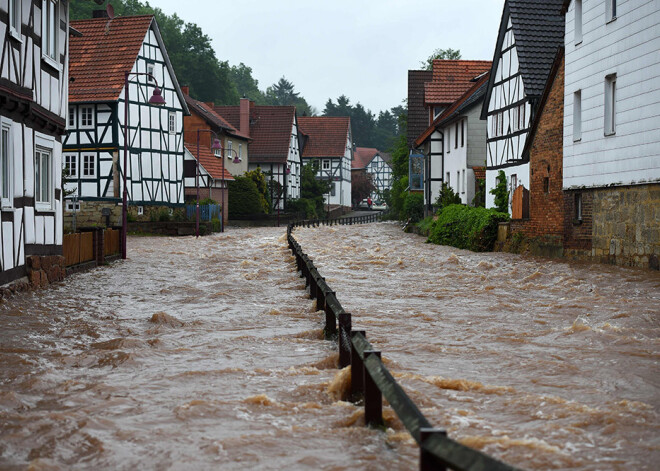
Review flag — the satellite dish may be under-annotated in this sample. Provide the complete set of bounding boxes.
[106,4,115,19]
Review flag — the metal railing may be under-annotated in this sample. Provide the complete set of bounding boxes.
[286,216,522,471]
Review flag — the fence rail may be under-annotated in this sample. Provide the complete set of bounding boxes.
[63,228,121,268]
[185,204,221,221]
[286,214,522,471]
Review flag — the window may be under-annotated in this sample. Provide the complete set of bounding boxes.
[147,63,155,82]
[168,112,176,134]
[322,160,330,170]
[605,74,616,135]
[1,121,12,209]
[9,0,21,38]
[42,0,58,61]
[512,106,518,132]
[510,174,517,193]
[238,143,242,160]
[137,206,144,216]
[454,122,458,148]
[462,169,466,193]
[575,0,583,43]
[607,0,617,22]
[575,193,583,221]
[80,106,94,128]
[227,140,233,159]
[461,120,464,147]
[68,106,75,128]
[64,153,77,178]
[457,171,460,193]
[543,177,550,193]
[499,111,504,136]
[35,148,52,209]
[447,128,450,153]
[330,182,336,196]
[65,200,80,212]
[573,90,582,141]
[433,107,443,119]
[518,104,526,130]
[82,154,95,178]
[446,172,450,186]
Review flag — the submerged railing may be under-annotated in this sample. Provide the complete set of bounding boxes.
[287,215,522,471]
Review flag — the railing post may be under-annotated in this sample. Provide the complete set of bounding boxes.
[338,313,352,368]
[420,428,447,471]
[324,291,337,337]
[350,330,366,399]
[316,277,326,310]
[363,350,383,427]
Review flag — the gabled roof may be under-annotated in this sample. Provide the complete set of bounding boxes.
[298,116,351,159]
[481,0,564,118]
[352,147,378,169]
[424,60,491,105]
[69,15,189,114]
[185,144,234,181]
[407,70,433,148]
[415,73,490,148]
[184,94,249,139]
[214,104,297,164]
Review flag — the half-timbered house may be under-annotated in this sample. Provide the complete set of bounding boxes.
[64,14,189,228]
[480,0,564,211]
[298,116,352,209]
[415,72,490,210]
[561,0,660,268]
[352,147,392,201]
[215,101,301,210]
[1,0,69,286]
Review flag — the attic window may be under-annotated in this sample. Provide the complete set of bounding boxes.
[147,63,155,82]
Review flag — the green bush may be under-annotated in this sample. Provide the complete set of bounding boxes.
[490,170,509,213]
[228,176,267,217]
[434,182,462,211]
[150,208,171,222]
[200,197,218,205]
[427,204,509,252]
[287,198,318,219]
[210,217,222,232]
[403,192,424,223]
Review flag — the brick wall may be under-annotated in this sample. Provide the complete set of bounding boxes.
[563,189,593,258]
[513,56,565,241]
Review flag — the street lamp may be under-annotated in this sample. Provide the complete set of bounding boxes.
[195,129,222,237]
[216,144,241,233]
[122,72,166,259]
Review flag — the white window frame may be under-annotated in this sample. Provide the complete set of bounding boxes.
[238,143,242,160]
[80,105,94,129]
[41,0,58,64]
[605,74,616,136]
[462,169,466,194]
[606,0,617,22]
[35,135,55,211]
[146,63,155,82]
[168,111,176,134]
[573,90,582,141]
[575,0,583,44]
[64,153,77,178]
[1,119,13,209]
[226,140,233,159]
[65,200,80,212]
[9,0,22,40]
[81,153,96,178]
[322,159,330,171]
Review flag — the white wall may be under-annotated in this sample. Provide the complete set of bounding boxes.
[564,0,660,189]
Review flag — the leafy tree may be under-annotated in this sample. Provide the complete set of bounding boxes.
[386,111,410,219]
[490,170,509,213]
[244,168,271,213]
[421,48,462,70]
[229,63,267,103]
[228,176,266,217]
[351,170,376,207]
[299,161,332,217]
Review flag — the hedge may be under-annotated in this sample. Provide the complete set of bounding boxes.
[228,176,266,217]
[427,204,509,252]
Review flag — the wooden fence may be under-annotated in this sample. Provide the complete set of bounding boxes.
[63,228,121,268]
[287,215,522,471]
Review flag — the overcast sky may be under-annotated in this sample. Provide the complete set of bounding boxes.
[152,0,505,115]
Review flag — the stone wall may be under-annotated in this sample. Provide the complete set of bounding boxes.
[64,201,184,232]
[26,255,66,288]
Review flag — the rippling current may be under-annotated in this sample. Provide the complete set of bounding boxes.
[0,223,658,470]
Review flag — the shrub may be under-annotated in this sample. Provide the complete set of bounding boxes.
[245,168,271,213]
[210,217,222,232]
[434,182,462,211]
[199,197,218,205]
[427,204,509,252]
[490,170,509,213]
[287,198,318,219]
[403,192,424,223]
[228,176,267,217]
[150,208,171,222]
[472,178,486,207]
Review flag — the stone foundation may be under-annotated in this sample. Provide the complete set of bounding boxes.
[64,200,183,232]
[26,255,66,288]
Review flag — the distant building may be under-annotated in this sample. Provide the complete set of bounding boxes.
[298,116,353,209]
[65,15,189,228]
[352,147,393,200]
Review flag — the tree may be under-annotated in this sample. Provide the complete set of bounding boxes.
[351,171,376,207]
[421,48,462,70]
[229,63,267,103]
[299,161,332,217]
[266,77,312,115]
[490,170,509,213]
[435,182,462,211]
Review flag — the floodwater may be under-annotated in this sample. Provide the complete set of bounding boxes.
[0,223,657,470]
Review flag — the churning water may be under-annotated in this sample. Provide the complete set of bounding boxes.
[0,223,658,470]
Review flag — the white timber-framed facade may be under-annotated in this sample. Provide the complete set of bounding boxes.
[0,0,69,286]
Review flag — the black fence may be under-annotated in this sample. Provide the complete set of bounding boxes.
[287,215,522,471]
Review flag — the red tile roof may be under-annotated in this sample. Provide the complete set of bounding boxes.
[298,116,350,158]
[185,144,234,181]
[69,16,154,103]
[424,60,491,105]
[185,94,237,133]
[214,104,296,164]
[352,147,379,169]
[415,72,490,147]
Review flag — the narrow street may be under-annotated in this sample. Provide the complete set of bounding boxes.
[1,223,658,470]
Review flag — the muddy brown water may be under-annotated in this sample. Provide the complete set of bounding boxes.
[0,223,658,470]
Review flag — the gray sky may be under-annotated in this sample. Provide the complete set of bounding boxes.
[152,0,505,114]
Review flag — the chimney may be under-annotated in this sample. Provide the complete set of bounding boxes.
[181,86,189,96]
[205,102,215,109]
[240,97,250,137]
[92,10,109,19]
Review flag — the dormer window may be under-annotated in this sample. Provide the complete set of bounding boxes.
[42,0,58,62]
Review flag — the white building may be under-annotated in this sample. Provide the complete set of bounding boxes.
[298,116,353,208]
[64,14,189,227]
[352,147,392,201]
[1,0,68,285]
[481,0,565,211]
